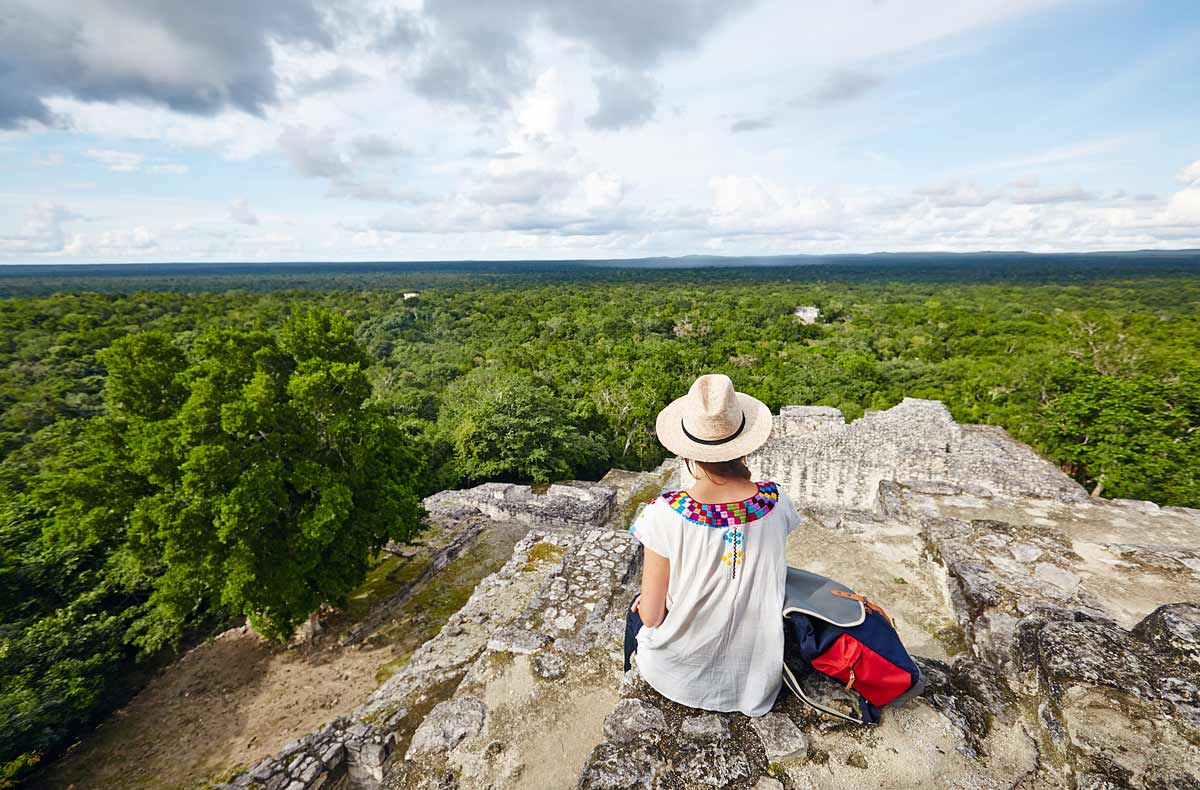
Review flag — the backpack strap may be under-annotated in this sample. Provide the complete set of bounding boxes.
[829,589,897,630]
[781,660,865,725]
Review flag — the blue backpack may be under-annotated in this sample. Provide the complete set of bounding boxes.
[781,568,924,725]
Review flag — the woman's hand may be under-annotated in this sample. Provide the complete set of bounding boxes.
[630,594,641,613]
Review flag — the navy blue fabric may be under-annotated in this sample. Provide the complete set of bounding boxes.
[789,609,920,680]
[624,594,643,673]
[782,608,920,725]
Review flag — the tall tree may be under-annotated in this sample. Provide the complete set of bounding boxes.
[439,368,606,484]
[99,307,427,648]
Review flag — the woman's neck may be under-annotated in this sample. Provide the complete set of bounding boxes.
[685,476,760,504]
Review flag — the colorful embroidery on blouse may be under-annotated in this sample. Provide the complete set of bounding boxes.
[661,481,779,527]
[660,481,780,578]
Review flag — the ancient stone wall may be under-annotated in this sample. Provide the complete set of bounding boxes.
[423,480,615,530]
[750,398,1086,509]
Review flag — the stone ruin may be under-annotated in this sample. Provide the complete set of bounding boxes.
[792,306,821,325]
[422,480,616,530]
[219,400,1199,790]
[756,398,1086,509]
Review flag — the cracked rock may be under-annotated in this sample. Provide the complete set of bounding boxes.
[603,699,668,742]
[406,697,488,758]
[749,713,807,763]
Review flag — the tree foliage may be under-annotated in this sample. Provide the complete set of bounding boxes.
[439,368,606,484]
[1,307,425,781]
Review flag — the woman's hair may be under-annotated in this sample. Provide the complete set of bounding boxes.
[685,456,752,482]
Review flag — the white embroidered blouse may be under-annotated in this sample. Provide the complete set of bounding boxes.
[628,480,802,716]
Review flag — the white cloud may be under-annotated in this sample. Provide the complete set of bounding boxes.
[708,175,842,236]
[1177,160,1200,187]
[915,180,1000,208]
[95,225,157,252]
[146,162,189,175]
[1009,183,1096,205]
[0,202,80,253]
[278,125,423,203]
[228,198,259,225]
[86,148,144,172]
[83,148,187,175]
[1167,187,1200,224]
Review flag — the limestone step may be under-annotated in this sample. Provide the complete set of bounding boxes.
[387,525,641,789]
[218,525,578,790]
[383,470,675,788]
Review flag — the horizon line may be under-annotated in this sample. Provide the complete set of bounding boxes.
[3,248,1200,268]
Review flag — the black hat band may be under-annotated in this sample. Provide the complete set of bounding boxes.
[681,411,746,446]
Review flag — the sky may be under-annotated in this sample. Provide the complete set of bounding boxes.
[1,0,1199,263]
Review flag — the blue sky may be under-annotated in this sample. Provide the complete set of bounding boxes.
[1,0,1198,262]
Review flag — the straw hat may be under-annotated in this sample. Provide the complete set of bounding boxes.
[655,374,772,462]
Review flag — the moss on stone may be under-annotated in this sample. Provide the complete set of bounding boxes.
[369,525,526,685]
[521,541,566,572]
[933,621,970,656]
[375,650,416,684]
[619,477,669,530]
[338,552,431,624]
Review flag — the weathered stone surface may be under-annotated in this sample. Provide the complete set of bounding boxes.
[531,650,567,680]
[751,398,1087,509]
[673,737,752,787]
[486,624,550,654]
[406,697,487,757]
[424,480,616,530]
[1131,602,1200,660]
[577,741,665,790]
[602,699,668,742]
[681,714,730,741]
[1012,605,1200,785]
[749,713,807,763]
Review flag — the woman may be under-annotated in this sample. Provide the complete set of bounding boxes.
[624,373,802,717]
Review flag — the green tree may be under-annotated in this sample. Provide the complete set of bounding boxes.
[1041,364,1199,503]
[439,368,606,484]
[104,307,427,648]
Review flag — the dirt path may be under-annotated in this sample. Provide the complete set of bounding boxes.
[36,523,529,790]
[38,628,390,790]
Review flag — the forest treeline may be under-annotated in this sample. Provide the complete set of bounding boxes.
[1,270,1198,784]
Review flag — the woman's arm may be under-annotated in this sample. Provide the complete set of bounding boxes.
[634,546,671,627]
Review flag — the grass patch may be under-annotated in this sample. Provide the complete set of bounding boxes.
[337,553,432,624]
[619,477,669,529]
[375,651,416,684]
[200,764,247,790]
[521,542,565,572]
